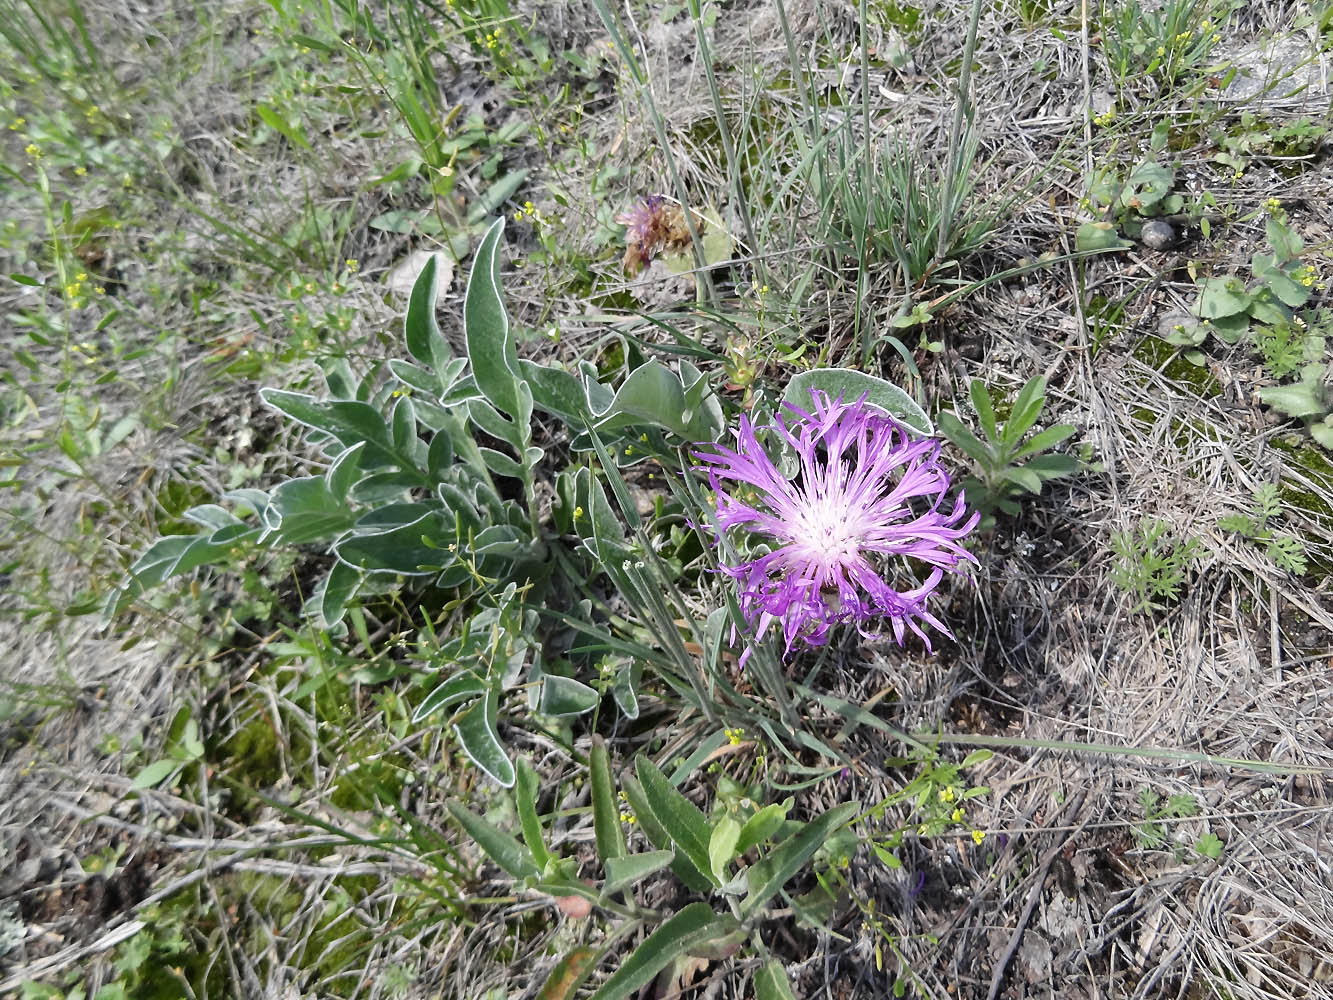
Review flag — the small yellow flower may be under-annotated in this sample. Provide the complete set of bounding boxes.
[74,166,87,176]
[25,142,40,158]
[951,808,964,822]
[971,829,985,845]
[9,117,25,129]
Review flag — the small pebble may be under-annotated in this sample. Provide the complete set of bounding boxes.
[1141,219,1176,250]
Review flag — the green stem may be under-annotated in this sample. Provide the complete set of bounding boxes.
[686,0,764,287]
[936,0,986,260]
[857,0,872,366]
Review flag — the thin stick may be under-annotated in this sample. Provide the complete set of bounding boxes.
[986,791,1089,1000]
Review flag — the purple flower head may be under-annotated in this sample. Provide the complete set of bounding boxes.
[693,390,979,666]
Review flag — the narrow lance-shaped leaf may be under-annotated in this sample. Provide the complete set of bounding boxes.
[446,800,537,880]
[259,390,427,481]
[708,816,741,883]
[514,757,552,871]
[405,252,451,369]
[1010,423,1077,463]
[620,774,712,893]
[454,688,515,788]
[968,379,998,443]
[537,948,600,1000]
[634,756,717,886]
[740,802,859,919]
[602,851,675,896]
[465,217,522,418]
[413,672,486,723]
[588,903,727,1000]
[1001,375,1047,447]
[612,660,640,720]
[936,411,991,467]
[590,737,628,864]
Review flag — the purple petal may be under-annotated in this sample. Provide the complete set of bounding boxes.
[693,389,979,663]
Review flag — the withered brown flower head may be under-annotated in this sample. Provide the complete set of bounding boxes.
[617,195,691,275]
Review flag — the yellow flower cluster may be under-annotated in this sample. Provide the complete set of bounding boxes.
[63,271,105,309]
[512,200,545,225]
[1295,263,1325,291]
[617,789,636,824]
